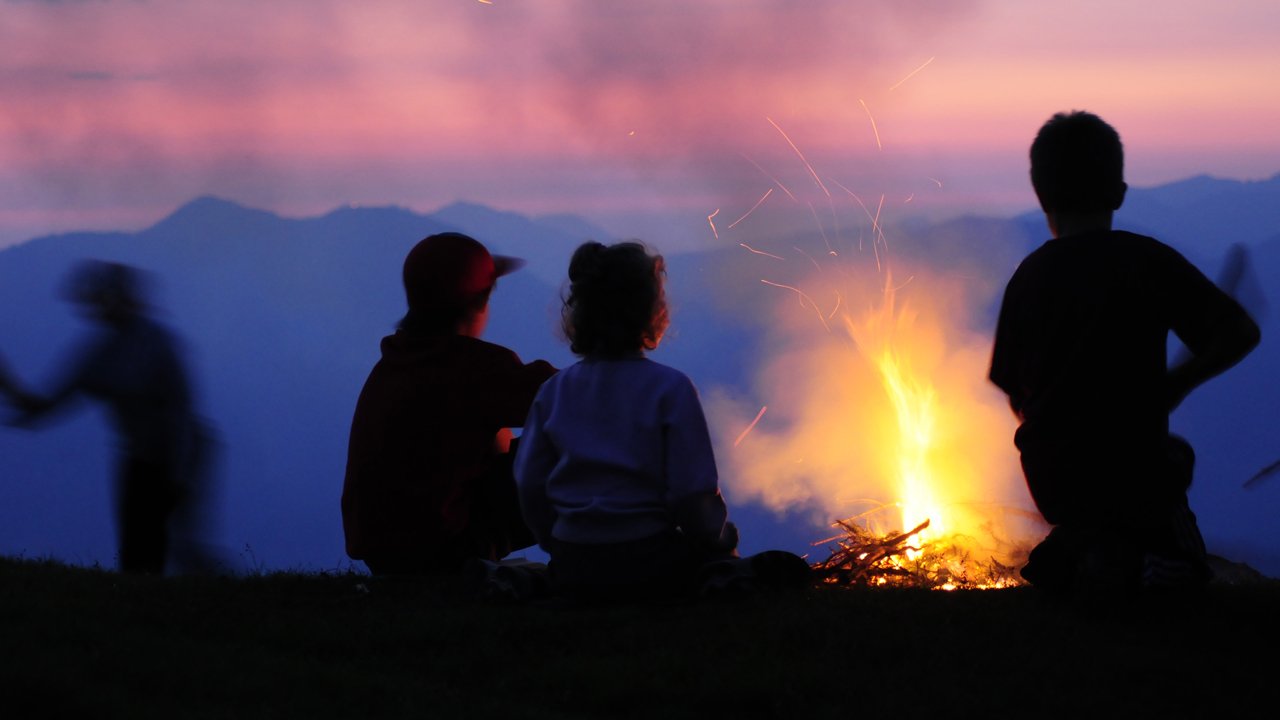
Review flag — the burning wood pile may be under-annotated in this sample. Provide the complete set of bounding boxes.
[811,518,1023,590]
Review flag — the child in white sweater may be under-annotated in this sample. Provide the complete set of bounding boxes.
[514,241,738,601]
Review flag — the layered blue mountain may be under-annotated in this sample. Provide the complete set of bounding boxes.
[0,174,1276,573]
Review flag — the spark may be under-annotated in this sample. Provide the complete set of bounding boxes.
[728,188,774,229]
[734,405,769,447]
[873,193,886,248]
[628,130,636,136]
[888,275,916,293]
[792,246,822,272]
[476,0,493,4]
[761,279,830,332]
[903,193,915,204]
[707,208,720,239]
[838,191,887,272]
[927,176,943,188]
[827,292,844,320]
[888,56,935,91]
[853,192,889,272]
[807,201,836,256]
[859,99,883,151]
[828,176,873,252]
[741,153,799,203]
[739,243,784,260]
[766,116,831,197]
[829,177,884,242]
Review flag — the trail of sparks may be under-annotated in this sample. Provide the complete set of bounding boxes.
[827,292,844,320]
[888,56,935,91]
[734,405,769,447]
[739,243,785,260]
[761,279,830,332]
[707,209,720,239]
[741,153,799,203]
[928,176,943,188]
[766,116,831,197]
[859,99,883,151]
[830,178,888,271]
[728,188,774,229]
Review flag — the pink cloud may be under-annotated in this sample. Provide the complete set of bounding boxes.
[1,0,1278,246]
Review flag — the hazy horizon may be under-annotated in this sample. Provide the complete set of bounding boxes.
[4,1,1279,248]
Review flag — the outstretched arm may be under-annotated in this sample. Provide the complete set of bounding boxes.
[0,353,83,425]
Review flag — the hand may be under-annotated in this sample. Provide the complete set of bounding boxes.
[711,520,740,557]
[493,427,514,454]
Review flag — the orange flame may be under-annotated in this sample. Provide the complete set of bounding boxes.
[712,264,1043,572]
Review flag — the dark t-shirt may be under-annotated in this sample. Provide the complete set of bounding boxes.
[342,331,555,560]
[989,230,1238,523]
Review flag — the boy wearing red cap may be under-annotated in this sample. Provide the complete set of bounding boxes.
[342,232,556,575]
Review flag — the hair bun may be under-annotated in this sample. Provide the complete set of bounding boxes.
[567,241,607,284]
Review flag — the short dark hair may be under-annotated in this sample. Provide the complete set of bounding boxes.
[561,241,669,357]
[1030,111,1125,213]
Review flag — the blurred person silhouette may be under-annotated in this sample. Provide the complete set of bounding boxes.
[989,111,1260,593]
[1,260,218,575]
[342,232,557,576]
[513,241,778,605]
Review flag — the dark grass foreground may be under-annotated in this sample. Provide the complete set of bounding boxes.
[2,557,1277,719]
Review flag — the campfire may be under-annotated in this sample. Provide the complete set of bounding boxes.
[810,280,1029,589]
[712,264,1043,591]
[811,519,1023,589]
[705,117,1044,589]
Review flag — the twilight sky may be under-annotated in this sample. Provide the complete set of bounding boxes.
[2,0,1279,248]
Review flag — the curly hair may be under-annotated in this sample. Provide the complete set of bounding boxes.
[1030,111,1126,214]
[561,241,669,358]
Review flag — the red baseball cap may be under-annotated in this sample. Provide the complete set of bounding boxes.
[402,232,523,312]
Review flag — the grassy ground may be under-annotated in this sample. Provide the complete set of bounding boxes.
[2,556,1277,719]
